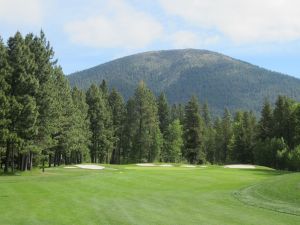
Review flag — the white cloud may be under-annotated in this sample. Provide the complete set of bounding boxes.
[159,0,300,44]
[0,0,43,26]
[170,31,199,48]
[169,31,219,48]
[65,0,163,49]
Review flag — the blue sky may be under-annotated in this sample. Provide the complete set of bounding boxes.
[1,0,300,77]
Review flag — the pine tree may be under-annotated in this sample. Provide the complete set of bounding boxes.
[228,111,243,162]
[170,104,178,122]
[162,119,183,162]
[170,103,185,124]
[258,99,273,140]
[220,108,233,163]
[201,102,215,163]
[25,31,58,170]
[70,87,91,163]
[183,96,205,164]
[230,111,256,163]
[99,80,114,163]
[109,88,125,163]
[177,103,185,124]
[0,37,10,172]
[254,137,285,168]
[131,81,162,162]
[203,127,216,163]
[202,102,211,127]
[213,117,223,163]
[7,32,39,172]
[86,84,113,163]
[157,93,170,135]
[293,103,300,147]
[99,79,109,100]
[122,98,136,163]
[273,96,295,148]
[51,69,75,166]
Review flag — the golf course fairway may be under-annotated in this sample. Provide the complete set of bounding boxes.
[0,165,299,225]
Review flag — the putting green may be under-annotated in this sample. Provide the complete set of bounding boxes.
[0,165,299,225]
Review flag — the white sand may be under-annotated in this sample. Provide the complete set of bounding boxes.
[136,163,156,167]
[200,165,207,168]
[224,164,255,169]
[136,163,174,167]
[160,164,173,167]
[75,164,105,170]
[64,166,77,169]
[181,165,196,168]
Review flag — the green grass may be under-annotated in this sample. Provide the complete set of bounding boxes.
[0,165,299,225]
[234,172,300,216]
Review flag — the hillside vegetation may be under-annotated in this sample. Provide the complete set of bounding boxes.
[68,49,300,114]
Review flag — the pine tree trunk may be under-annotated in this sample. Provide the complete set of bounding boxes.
[106,149,109,164]
[18,154,22,171]
[11,144,14,173]
[29,152,33,170]
[4,141,9,173]
[54,151,57,167]
[148,149,151,163]
[21,155,25,171]
[23,155,28,170]
[58,152,61,166]
[25,154,28,171]
[119,147,121,164]
[48,154,52,167]
[42,159,45,173]
[0,151,2,169]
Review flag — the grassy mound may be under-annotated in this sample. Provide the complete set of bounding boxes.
[234,173,300,216]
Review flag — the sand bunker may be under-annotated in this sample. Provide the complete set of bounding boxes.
[181,165,196,168]
[136,163,174,167]
[136,163,156,167]
[160,164,173,167]
[64,166,77,169]
[200,165,207,168]
[75,164,105,170]
[224,164,255,169]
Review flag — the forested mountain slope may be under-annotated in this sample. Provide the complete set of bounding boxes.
[68,49,300,114]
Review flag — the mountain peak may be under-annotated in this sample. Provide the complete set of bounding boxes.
[68,49,300,115]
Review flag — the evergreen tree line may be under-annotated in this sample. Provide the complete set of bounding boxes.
[0,32,90,173]
[70,81,300,171]
[1,32,300,173]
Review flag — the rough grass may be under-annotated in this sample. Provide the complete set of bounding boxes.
[234,172,300,216]
[0,165,299,225]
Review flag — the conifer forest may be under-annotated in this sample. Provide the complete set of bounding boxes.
[1,32,300,173]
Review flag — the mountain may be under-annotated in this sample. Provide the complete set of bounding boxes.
[68,49,300,115]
